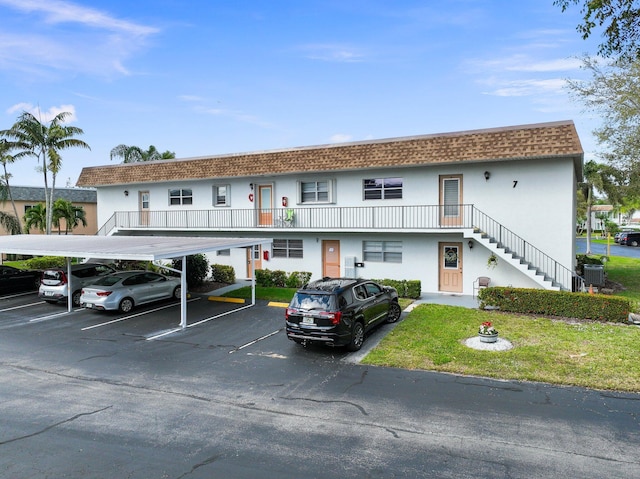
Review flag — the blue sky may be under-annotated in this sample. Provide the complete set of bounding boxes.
[0,0,601,187]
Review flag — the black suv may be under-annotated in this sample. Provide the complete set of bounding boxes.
[285,278,401,351]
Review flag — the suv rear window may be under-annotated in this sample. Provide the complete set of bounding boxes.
[289,292,336,311]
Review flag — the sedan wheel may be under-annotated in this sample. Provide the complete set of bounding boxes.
[72,290,82,306]
[347,322,365,352]
[173,286,181,300]
[386,302,401,323]
[119,298,134,313]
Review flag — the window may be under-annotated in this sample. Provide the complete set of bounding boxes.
[363,177,403,200]
[169,188,193,205]
[273,239,303,258]
[298,180,332,203]
[216,249,230,256]
[213,185,230,206]
[363,241,402,263]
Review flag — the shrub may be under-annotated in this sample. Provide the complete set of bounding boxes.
[285,271,312,288]
[254,269,273,287]
[211,264,236,284]
[172,254,210,288]
[25,256,66,269]
[373,279,422,299]
[478,286,630,323]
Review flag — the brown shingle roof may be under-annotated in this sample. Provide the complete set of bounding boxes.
[76,121,583,187]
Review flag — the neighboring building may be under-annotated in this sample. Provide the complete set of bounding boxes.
[0,186,98,235]
[76,121,584,295]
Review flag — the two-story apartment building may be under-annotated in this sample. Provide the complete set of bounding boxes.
[76,121,584,296]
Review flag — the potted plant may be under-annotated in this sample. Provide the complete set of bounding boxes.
[487,253,498,269]
[478,321,499,343]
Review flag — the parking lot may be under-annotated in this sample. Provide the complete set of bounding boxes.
[2,289,639,478]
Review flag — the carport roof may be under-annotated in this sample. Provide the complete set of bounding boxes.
[0,235,271,261]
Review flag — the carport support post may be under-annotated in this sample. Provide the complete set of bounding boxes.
[66,257,73,313]
[180,255,187,329]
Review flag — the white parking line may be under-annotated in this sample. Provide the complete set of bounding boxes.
[81,298,201,331]
[0,301,46,312]
[29,310,82,322]
[230,329,282,354]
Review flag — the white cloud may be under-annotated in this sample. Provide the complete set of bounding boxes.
[0,0,158,78]
[298,44,365,63]
[0,0,158,36]
[6,103,78,123]
[482,78,568,97]
[329,134,352,143]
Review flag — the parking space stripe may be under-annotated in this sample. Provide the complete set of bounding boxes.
[230,329,282,353]
[1,301,46,312]
[81,298,201,331]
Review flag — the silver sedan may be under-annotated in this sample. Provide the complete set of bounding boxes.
[80,271,182,313]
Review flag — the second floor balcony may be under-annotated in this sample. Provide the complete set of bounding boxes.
[100,204,480,235]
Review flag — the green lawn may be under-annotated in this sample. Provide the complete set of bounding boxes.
[363,255,640,392]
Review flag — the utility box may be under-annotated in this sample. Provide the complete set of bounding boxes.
[583,264,605,287]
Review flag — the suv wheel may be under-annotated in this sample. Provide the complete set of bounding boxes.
[386,302,401,323]
[347,322,365,352]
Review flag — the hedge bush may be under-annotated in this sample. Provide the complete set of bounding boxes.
[210,264,236,284]
[172,254,210,288]
[255,269,312,288]
[25,256,66,269]
[373,279,422,299]
[478,286,630,323]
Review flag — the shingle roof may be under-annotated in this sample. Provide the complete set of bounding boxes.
[76,120,583,187]
[8,186,97,203]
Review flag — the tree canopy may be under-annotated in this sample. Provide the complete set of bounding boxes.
[110,144,175,163]
[555,0,640,59]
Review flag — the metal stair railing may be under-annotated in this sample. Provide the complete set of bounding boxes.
[471,208,582,292]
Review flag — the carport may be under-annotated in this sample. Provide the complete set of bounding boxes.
[0,235,271,334]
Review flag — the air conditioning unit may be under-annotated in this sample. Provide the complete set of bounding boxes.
[583,264,605,287]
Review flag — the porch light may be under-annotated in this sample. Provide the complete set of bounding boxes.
[484,171,491,181]
[124,190,129,196]
[468,240,474,249]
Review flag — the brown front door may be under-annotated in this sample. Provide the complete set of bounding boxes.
[439,175,463,226]
[439,242,463,293]
[139,191,150,226]
[258,185,273,226]
[322,240,340,277]
[246,245,263,278]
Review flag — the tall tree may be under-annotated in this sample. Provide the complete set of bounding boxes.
[579,160,621,253]
[52,198,87,235]
[555,0,640,59]
[110,144,175,163]
[566,56,640,169]
[23,203,47,234]
[0,139,21,232]
[0,111,90,234]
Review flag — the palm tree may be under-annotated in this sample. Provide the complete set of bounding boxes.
[23,203,47,233]
[0,111,90,235]
[0,211,20,235]
[52,198,87,235]
[0,139,21,232]
[110,144,175,163]
[579,161,620,254]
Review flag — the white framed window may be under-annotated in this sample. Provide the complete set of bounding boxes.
[169,188,193,205]
[363,241,402,263]
[298,180,333,204]
[363,177,403,200]
[273,239,304,258]
[213,184,230,207]
[216,249,230,256]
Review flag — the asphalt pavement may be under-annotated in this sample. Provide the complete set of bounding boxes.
[576,237,640,257]
[1,290,639,478]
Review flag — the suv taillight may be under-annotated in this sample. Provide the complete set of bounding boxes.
[321,311,342,325]
[285,308,296,320]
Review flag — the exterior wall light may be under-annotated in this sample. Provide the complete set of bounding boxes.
[484,171,491,181]
[468,240,474,249]
[124,190,129,196]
